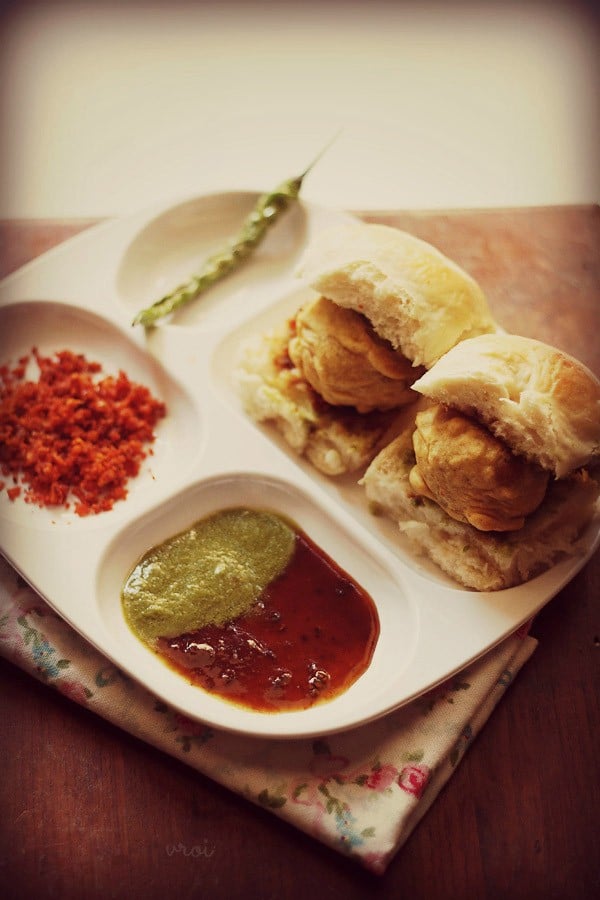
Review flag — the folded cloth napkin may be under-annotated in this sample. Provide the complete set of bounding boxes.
[0,558,536,874]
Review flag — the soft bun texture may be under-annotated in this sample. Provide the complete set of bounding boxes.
[411,333,600,478]
[234,321,395,476]
[362,425,599,591]
[288,296,420,412]
[297,222,497,368]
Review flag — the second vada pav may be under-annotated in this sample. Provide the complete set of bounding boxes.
[362,333,600,590]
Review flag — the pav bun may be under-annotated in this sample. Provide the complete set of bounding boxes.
[411,333,600,478]
[297,222,498,368]
[362,334,600,591]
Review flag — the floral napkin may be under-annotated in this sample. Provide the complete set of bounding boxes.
[0,557,536,874]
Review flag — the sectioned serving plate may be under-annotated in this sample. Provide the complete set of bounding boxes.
[1,191,598,740]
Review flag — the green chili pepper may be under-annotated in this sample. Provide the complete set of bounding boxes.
[132,139,337,327]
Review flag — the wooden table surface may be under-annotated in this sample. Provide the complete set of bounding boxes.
[1,208,599,900]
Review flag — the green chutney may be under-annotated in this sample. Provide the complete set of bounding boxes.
[122,507,296,643]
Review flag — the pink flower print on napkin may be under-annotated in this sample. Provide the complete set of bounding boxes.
[365,764,399,792]
[57,679,93,704]
[397,764,431,798]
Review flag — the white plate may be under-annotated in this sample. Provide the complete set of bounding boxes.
[1,191,598,740]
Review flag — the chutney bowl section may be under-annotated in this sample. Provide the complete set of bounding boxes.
[95,471,419,739]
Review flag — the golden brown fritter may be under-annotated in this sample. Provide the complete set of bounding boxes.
[408,404,550,532]
[288,296,420,413]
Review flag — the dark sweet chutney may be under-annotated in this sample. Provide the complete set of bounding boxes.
[122,508,379,713]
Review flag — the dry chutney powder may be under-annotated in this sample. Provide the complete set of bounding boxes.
[0,347,167,516]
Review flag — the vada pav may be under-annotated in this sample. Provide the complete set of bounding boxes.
[362,333,600,590]
[235,222,497,475]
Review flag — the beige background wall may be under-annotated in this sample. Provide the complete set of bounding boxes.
[1,1,598,217]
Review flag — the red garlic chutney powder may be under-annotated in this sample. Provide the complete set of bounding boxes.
[0,348,167,516]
